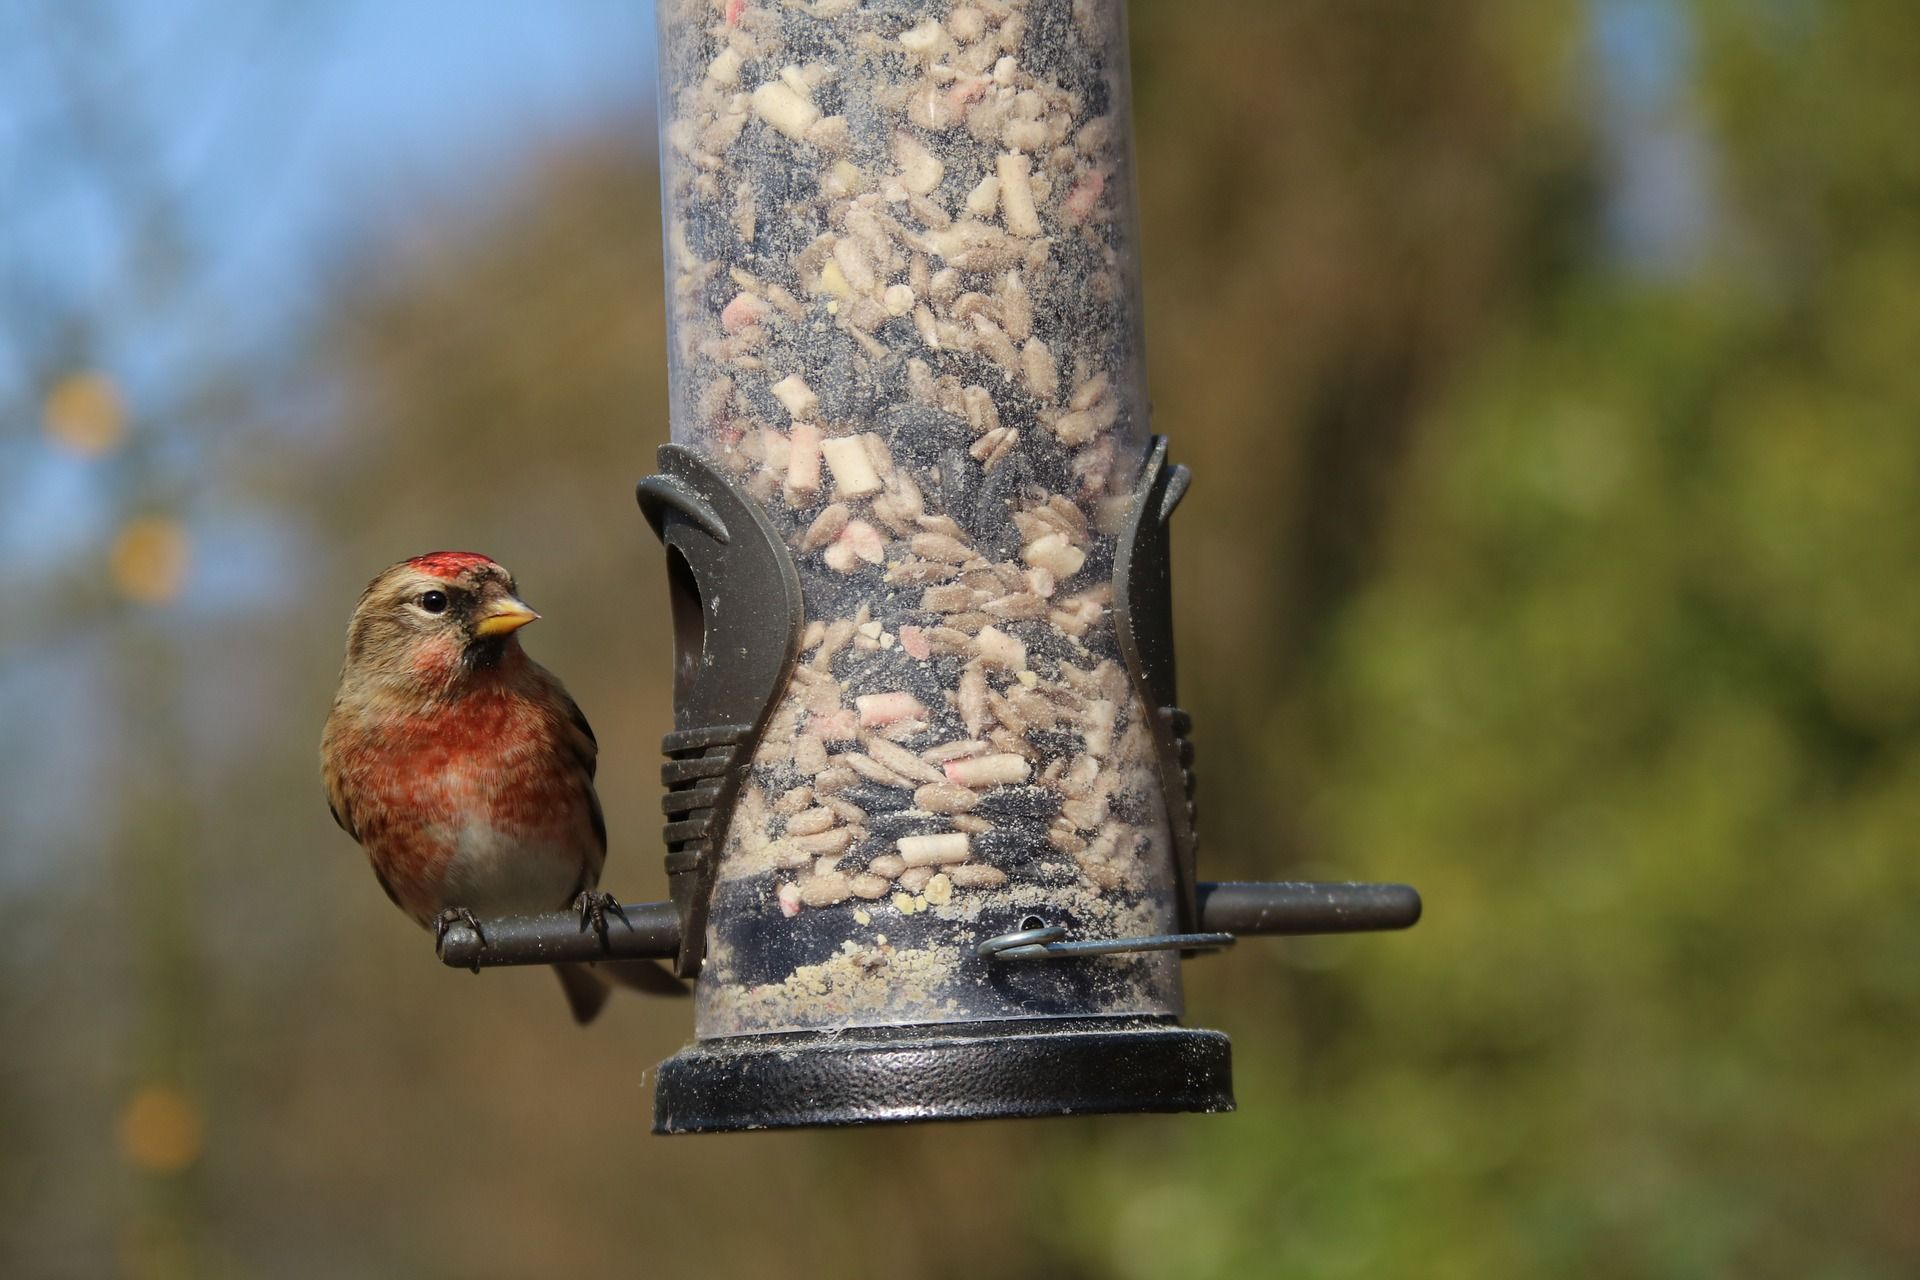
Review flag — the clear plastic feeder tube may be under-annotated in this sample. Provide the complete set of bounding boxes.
[656,0,1174,1037]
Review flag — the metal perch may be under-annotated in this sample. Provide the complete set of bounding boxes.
[435,881,1420,971]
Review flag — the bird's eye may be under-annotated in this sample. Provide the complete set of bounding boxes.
[419,590,449,614]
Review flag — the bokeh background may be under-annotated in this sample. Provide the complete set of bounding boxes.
[5,0,1918,1275]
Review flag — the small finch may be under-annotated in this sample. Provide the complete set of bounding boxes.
[321,551,681,1022]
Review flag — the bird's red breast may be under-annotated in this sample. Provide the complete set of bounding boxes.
[329,673,601,926]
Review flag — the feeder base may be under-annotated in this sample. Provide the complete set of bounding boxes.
[651,1016,1233,1133]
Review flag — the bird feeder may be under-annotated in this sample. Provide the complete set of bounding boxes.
[437,0,1419,1133]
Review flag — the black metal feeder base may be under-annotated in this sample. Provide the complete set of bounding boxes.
[652,1016,1233,1134]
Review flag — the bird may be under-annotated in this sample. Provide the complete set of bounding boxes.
[320,550,683,1022]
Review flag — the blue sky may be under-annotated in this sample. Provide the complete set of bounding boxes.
[1590,0,1714,272]
[3,1,656,384]
[1,0,659,589]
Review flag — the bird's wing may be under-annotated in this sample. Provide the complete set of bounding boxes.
[584,782,609,867]
[560,691,599,782]
[555,686,609,870]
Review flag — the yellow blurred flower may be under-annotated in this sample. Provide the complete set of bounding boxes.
[43,371,126,457]
[117,1084,203,1175]
[110,518,193,604]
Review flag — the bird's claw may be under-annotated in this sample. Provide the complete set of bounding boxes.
[573,890,629,949]
[436,906,487,972]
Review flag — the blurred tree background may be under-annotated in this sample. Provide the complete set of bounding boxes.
[4,0,1917,1276]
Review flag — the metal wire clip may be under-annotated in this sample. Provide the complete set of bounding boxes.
[977,922,1236,962]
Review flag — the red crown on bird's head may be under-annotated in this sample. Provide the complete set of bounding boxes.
[406,551,500,580]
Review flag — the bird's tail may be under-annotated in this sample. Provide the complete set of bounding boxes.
[552,959,688,1025]
[553,963,612,1024]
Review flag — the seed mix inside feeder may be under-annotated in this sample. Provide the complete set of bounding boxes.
[434,0,1421,1133]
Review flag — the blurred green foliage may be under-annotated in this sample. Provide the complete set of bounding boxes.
[6,1,1919,1277]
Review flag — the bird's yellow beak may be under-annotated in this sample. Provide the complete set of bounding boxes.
[472,597,540,638]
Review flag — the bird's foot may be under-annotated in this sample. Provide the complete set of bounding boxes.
[572,890,630,948]
[436,906,487,972]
